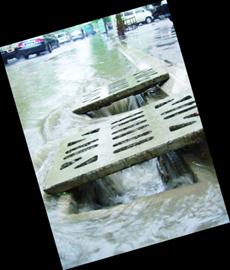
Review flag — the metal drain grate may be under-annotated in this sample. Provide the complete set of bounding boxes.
[44,93,203,194]
[73,68,169,114]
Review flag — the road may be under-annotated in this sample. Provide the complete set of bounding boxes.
[5,18,182,129]
[3,18,229,270]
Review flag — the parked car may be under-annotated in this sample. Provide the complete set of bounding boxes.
[17,34,60,59]
[0,44,20,64]
[83,24,97,37]
[54,32,71,44]
[70,30,84,41]
[122,7,154,27]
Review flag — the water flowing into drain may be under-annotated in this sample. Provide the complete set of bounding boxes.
[86,96,139,118]
[7,30,229,270]
[67,96,196,213]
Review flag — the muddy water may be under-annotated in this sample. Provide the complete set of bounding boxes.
[4,26,229,269]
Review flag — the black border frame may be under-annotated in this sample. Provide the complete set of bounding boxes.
[1,1,229,269]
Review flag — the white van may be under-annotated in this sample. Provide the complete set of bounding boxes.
[54,32,71,44]
[122,8,153,26]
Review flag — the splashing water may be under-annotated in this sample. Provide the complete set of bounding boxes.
[5,32,229,269]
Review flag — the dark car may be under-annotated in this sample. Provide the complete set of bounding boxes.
[0,44,20,64]
[17,34,60,59]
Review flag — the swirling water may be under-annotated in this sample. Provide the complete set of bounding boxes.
[5,27,229,269]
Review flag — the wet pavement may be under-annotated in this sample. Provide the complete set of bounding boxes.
[5,18,182,132]
[124,18,184,67]
[3,18,229,270]
[5,35,138,130]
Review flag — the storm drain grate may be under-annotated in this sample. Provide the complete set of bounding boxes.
[73,68,169,114]
[44,93,203,194]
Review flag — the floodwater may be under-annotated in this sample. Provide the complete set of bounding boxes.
[4,18,229,269]
[124,19,184,67]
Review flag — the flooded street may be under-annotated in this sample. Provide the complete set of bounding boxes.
[7,36,137,129]
[4,18,229,269]
[124,19,184,66]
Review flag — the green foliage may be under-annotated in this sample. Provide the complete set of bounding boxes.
[103,16,112,23]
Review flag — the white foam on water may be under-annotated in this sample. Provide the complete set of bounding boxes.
[5,30,229,270]
[28,93,228,270]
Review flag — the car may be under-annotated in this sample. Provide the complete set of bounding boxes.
[0,44,20,64]
[122,7,154,28]
[17,34,60,59]
[82,24,97,37]
[70,30,84,41]
[54,32,71,44]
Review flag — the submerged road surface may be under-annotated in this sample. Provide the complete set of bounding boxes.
[4,18,229,269]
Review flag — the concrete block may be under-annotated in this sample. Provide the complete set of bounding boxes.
[118,43,193,96]
[44,93,203,194]
[72,68,169,114]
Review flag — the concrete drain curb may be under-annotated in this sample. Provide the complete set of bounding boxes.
[44,93,203,194]
[72,68,169,114]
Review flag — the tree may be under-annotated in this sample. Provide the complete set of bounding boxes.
[102,17,108,34]
[115,13,126,38]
